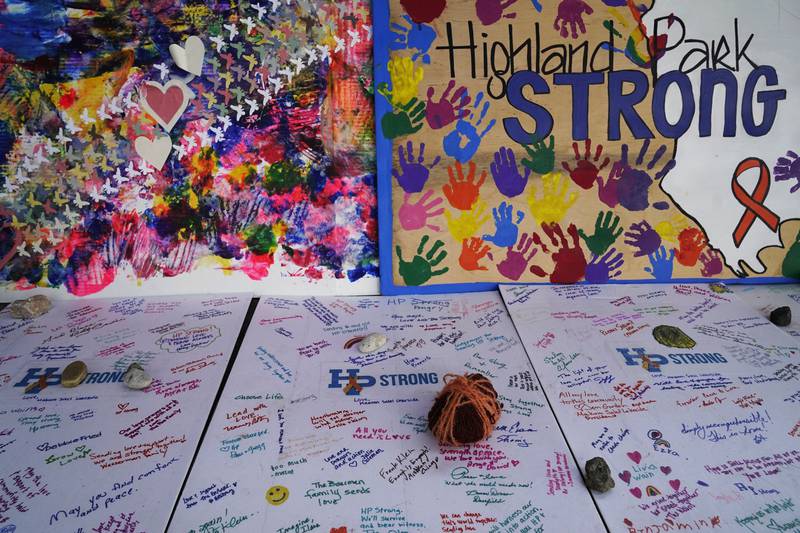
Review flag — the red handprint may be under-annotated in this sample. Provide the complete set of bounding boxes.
[676,227,707,267]
[442,161,486,210]
[531,222,587,283]
[459,237,491,271]
[562,139,610,190]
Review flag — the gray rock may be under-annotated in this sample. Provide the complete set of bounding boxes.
[8,295,52,319]
[585,457,615,493]
[358,333,387,353]
[123,363,153,390]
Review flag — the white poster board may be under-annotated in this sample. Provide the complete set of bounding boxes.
[170,293,605,532]
[0,293,250,531]
[501,283,800,532]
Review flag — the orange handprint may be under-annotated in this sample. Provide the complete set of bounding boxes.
[459,237,491,271]
[442,161,486,210]
[676,227,707,267]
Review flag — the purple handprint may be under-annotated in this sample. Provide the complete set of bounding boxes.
[774,150,800,193]
[496,232,539,281]
[491,147,531,198]
[585,248,624,284]
[624,220,662,257]
[609,140,676,212]
[393,141,441,193]
[699,249,724,277]
[476,0,518,25]
[554,0,593,39]
[426,80,471,130]
[399,190,444,231]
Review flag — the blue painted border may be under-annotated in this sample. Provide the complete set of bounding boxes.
[372,0,797,295]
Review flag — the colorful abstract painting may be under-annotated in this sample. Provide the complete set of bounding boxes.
[375,0,800,294]
[0,0,377,297]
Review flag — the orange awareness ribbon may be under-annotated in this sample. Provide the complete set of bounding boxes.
[732,158,780,248]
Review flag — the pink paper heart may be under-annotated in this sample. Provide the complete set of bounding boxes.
[619,470,632,484]
[630,487,642,499]
[669,479,681,491]
[661,466,672,475]
[627,451,642,464]
[139,80,193,132]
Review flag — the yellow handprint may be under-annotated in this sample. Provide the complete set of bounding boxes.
[654,213,691,244]
[444,201,490,243]
[527,171,577,224]
[386,56,424,107]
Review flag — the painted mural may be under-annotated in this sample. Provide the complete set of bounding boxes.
[0,0,377,297]
[376,0,800,293]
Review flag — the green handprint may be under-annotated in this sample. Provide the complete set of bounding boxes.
[782,228,800,279]
[380,94,426,139]
[396,235,449,286]
[579,211,623,256]
[521,134,555,174]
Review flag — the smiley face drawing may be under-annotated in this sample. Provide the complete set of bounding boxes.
[265,485,289,506]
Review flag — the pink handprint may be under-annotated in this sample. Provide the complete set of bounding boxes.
[496,232,539,281]
[554,0,593,39]
[399,190,444,231]
[426,80,470,130]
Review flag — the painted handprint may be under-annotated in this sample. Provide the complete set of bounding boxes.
[530,222,587,283]
[521,135,555,174]
[527,171,577,224]
[578,211,623,256]
[443,92,496,163]
[476,0,518,25]
[654,213,691,244]
[699,249,724,277]
[401,0,447,24]
[380,95,426,139]
[491,147,531,198]
[608,140,676,212]
[624,220,662,257]
[393,141,441,193]
[496,232,539,281]
[585,248,624,284]
[390,15,437,64]
[426,81,470,130]
[774,150,800,193]
[784,228,800,279]
[399,191,444,231]
[460,237,490,271]
[483,202,525,247]
[396,235,448,286]
[562,139,610,190]
[442,161,486,210]
[444,201,490,242]
[676,227,707,267]
[644,245,675,281]
[554,0,593,39]
[386,56,424,106]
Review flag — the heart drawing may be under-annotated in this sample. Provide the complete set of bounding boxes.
[134,135,172,169]
[629,487,642,499]
[660,466,672,475]
[169,35,205,76]
[669,479,681,491]
[627,451,642,464]
[139,80,194,132]
[618,470,632,484]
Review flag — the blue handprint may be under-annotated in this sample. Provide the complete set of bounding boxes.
[390,15,437,64]
[483,201,524,248]
[644,245,675,281]
[443,92,496,163]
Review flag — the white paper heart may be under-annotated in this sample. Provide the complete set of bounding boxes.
[134,135,172,169]
[169,36,205,76]
[138,79,194,133]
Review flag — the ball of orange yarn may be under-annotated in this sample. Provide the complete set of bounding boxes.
[428,373,502,446]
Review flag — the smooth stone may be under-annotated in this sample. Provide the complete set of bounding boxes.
[61,360,88,388]
[358,333,387,353]
[123,363,152,390]
[770,306,792,327]
[8,295,53,319]
[585,457,615,493]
